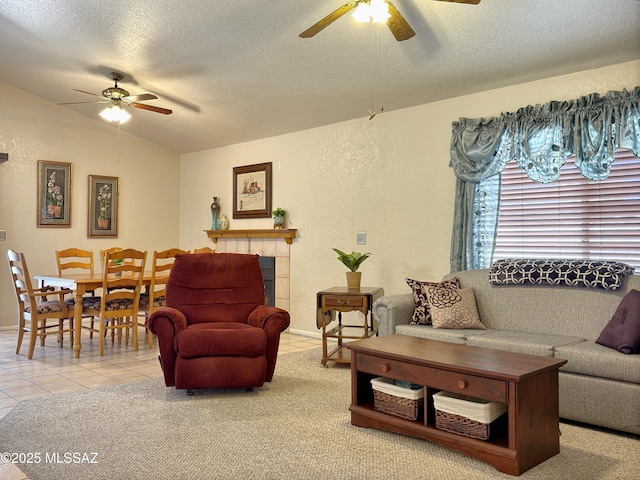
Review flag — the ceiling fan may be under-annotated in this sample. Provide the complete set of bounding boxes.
[58,72,172,117]
[299,0,481,42]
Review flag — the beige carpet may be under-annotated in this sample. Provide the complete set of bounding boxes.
[0,348,638,480]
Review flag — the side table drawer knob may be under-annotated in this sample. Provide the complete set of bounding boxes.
[381,364,389,372]
[457,380,467,389]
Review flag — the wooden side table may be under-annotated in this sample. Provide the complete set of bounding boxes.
[316,286,384,366]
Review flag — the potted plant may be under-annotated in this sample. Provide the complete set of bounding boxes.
[332,248,371,290]
[272,207,286,229]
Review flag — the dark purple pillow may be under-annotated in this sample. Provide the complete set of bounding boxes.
[596,290,640,354]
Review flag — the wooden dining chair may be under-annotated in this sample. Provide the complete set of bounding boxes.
[55,247,99,337]
[7,249,75,359]
[193,247,215,254]
[82,248,147,355]
[139,248,189,348]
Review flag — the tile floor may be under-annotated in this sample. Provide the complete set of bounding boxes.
[0,328,319,421]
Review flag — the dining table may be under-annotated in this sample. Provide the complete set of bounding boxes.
[35,271,153,358]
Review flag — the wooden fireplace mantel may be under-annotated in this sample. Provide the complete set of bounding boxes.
[204,228,297,244]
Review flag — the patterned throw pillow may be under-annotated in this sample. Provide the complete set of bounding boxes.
[425,285,485,330]
[489,258,635,290]
[406,277,460,325]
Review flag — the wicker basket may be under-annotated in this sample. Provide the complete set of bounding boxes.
[371,377,424,421]
[435,410,507,440]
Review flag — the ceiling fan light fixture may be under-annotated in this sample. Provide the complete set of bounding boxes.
[352,0,390,23]
[352,3,372,22]
[100,102,131,124]
[369,0,391,23]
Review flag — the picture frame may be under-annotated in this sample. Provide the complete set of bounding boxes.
[233,162,272,219]
[37,160,72,227]
[88,175,118,237]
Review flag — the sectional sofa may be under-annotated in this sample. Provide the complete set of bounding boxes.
[373,261,640,435]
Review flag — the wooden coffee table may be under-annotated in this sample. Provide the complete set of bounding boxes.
[346,334,567,476]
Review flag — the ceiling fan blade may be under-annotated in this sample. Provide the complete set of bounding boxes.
[124,93,158,102]
[386,2,415,42]
[299,1,358,38]
[72,88,102,97]
[436,0,481,4]
[129,102,173,115]
[57,100,109,105]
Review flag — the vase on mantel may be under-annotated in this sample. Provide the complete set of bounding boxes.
[218,214,229,230]
[210,196,220,230]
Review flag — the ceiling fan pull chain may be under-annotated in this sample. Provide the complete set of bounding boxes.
[380,23,385,113]
[369,20,376,119]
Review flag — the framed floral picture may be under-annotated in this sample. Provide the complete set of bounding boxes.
[88,175,118,237]
[37,160,72,227]
[233,162,272,219]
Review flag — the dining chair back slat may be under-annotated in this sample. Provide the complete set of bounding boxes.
[56,248,94,275]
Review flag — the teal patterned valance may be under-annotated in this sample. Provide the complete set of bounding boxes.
[450,86,640,183]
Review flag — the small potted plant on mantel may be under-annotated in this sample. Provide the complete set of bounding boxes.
[332,248,371,290]
[272,207,286,229]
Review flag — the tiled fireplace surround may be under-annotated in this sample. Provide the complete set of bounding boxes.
[210,238,290,313]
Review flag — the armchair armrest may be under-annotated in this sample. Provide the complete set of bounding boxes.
[248,305,291,382]
[33,287,73,304]
[248,305,290,332]
[147,307,188,387]
[373,294,415,336]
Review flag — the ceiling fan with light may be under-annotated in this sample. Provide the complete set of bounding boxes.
[58,72,172,123]
[299,0,480,42]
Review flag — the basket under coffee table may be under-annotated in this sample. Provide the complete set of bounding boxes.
[346,334,567,476]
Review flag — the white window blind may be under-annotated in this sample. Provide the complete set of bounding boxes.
[493,149,640,269]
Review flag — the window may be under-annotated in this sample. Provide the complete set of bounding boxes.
[493,149,640,269]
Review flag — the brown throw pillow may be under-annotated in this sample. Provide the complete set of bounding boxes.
[406,277,461,325]
[596,289,640,354]
[425,285,485,330]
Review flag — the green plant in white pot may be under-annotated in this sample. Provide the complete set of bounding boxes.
[272,207,286,229]
[332,248,371,290]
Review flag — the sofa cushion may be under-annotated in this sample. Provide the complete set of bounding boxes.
[175,322,266,358]
[406,277,460,325]
[555,342,640,384]
[466,331,585,357]
[596,289,640,354]
[426,286,485,330]
[489,258,635,290]
[396,324,494,344]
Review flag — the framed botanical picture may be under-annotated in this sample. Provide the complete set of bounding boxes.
[37,160,72,227]
[233,162,272,219]
[88,175,118,237]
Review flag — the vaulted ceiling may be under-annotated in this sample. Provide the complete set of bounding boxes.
[1,0,638,154]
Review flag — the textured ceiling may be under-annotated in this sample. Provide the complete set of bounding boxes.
[0,0,638,154]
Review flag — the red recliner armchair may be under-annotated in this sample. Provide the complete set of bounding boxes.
[147,253,290,391]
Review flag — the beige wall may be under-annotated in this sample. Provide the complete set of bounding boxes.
[180,60,640,337]
[1,61,638,334]
[0,82,181,328]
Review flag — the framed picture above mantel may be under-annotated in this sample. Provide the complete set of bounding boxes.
[37,160,72,228]
[233,162,272,219]
[88,175,118,238]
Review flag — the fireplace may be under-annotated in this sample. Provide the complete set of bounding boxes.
[258,256,275,306]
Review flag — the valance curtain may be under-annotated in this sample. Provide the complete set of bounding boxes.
[449,86,640,273]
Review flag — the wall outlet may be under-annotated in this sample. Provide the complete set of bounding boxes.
[356,232,366,245]
[0,230,6,241]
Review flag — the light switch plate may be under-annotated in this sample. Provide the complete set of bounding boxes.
[0,230,6,241]
[356,232,366,245]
